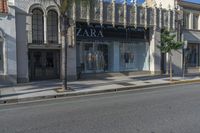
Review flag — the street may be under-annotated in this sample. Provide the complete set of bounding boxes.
[0,83,200,133]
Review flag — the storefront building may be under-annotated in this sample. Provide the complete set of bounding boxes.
[1,0,178,83]
[178,1,200,74]
[76,23,150,75]
[0,0,17,84]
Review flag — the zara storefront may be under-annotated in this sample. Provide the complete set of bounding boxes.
[76,22,150,75]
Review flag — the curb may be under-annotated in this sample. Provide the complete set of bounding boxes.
[1,79,200,105]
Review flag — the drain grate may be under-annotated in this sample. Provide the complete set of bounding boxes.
[144,81,151,84]
[116,82,135,86]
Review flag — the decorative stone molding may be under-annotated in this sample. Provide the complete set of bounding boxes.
[100,0,103,25]
[112,0,116,27]
[124,0,127,28]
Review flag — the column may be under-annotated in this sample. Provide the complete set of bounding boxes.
[144,2,148,29]
[26,14,32,43]
[189,12,193,30]
[159,3,162,29]
[124,0,127,28]
[44,15,47,44]
[168,6,171,30]
[100,0,103,26]
[198,14,200,30]
[134,0,137,28]
[112,0,116,27]
[113,42,120,72]
[172,8,176,30]
[149,28,161,74]
[67,25,77,80]
[86,1,90,25]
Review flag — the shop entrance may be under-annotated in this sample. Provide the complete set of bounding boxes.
[78,43,108,73]
[29,50,60,81]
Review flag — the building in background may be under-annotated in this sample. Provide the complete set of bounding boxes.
[0,0,17,84]
[178,1,200,74]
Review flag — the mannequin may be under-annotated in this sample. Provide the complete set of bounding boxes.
[87,48,93,70]
[124,52,129,68]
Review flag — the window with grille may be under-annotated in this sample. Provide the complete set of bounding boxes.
[32,8,44,44]
[47,10,58,44]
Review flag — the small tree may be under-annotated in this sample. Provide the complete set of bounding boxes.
[52,0,92,90]
[157,29,183,81]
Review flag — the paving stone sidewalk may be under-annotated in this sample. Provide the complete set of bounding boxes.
[1,75,200,104]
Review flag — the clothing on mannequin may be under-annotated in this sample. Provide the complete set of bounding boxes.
[124,52,129,63]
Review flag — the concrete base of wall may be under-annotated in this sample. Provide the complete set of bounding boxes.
[150,71,161,75]
[67,75,77,81]
[80,71,152,80]
[17,77,29,83]
[0,75,17,85]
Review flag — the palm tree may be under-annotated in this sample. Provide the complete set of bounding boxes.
[53,0,93,91]
[157,29,183,81]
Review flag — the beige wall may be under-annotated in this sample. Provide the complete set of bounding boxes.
[146,0,176,9]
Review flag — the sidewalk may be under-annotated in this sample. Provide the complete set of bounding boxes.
[1,75,200,104]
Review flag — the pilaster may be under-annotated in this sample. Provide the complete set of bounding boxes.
[189,12,193,30]
[44,14,47,44]
[149,28,161,74]
[198,14,200,30]
[100,0,103,26]
[124,0,127,28]
[112,0,116,27]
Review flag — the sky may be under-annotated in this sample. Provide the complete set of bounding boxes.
[114,0,200,4]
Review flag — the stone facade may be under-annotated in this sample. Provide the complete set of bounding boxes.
[0,0,17,84]
[2,0,194,84]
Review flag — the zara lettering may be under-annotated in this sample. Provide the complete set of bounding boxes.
[76,28,104,38]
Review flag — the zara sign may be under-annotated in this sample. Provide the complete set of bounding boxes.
[76,23,149,40]
[76,28,104,38]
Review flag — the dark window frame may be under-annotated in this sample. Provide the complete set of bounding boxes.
[47,10,58,44]
[32,8,44,44]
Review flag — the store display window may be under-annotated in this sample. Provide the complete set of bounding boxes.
[78,43,109,73]
[187,44,199,67]
[119,42,150,71]
[77,41,150,74]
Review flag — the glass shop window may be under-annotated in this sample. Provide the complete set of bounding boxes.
[187,44,199,67]
[119,42,150,71]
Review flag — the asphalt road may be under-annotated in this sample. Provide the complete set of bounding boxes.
[0,83,200,133]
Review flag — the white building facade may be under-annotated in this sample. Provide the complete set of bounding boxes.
[179,1,200,74]
[0,0,17,84]
[2,0,197,84]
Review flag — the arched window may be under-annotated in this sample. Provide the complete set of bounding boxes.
[47,10,58,44]
[32,8,44,44]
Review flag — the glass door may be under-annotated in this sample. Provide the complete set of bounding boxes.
[29,50,60,81]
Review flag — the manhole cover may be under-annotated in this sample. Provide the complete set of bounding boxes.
[116,82,135,86]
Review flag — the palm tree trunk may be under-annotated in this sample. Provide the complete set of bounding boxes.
[170,54,172,81]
